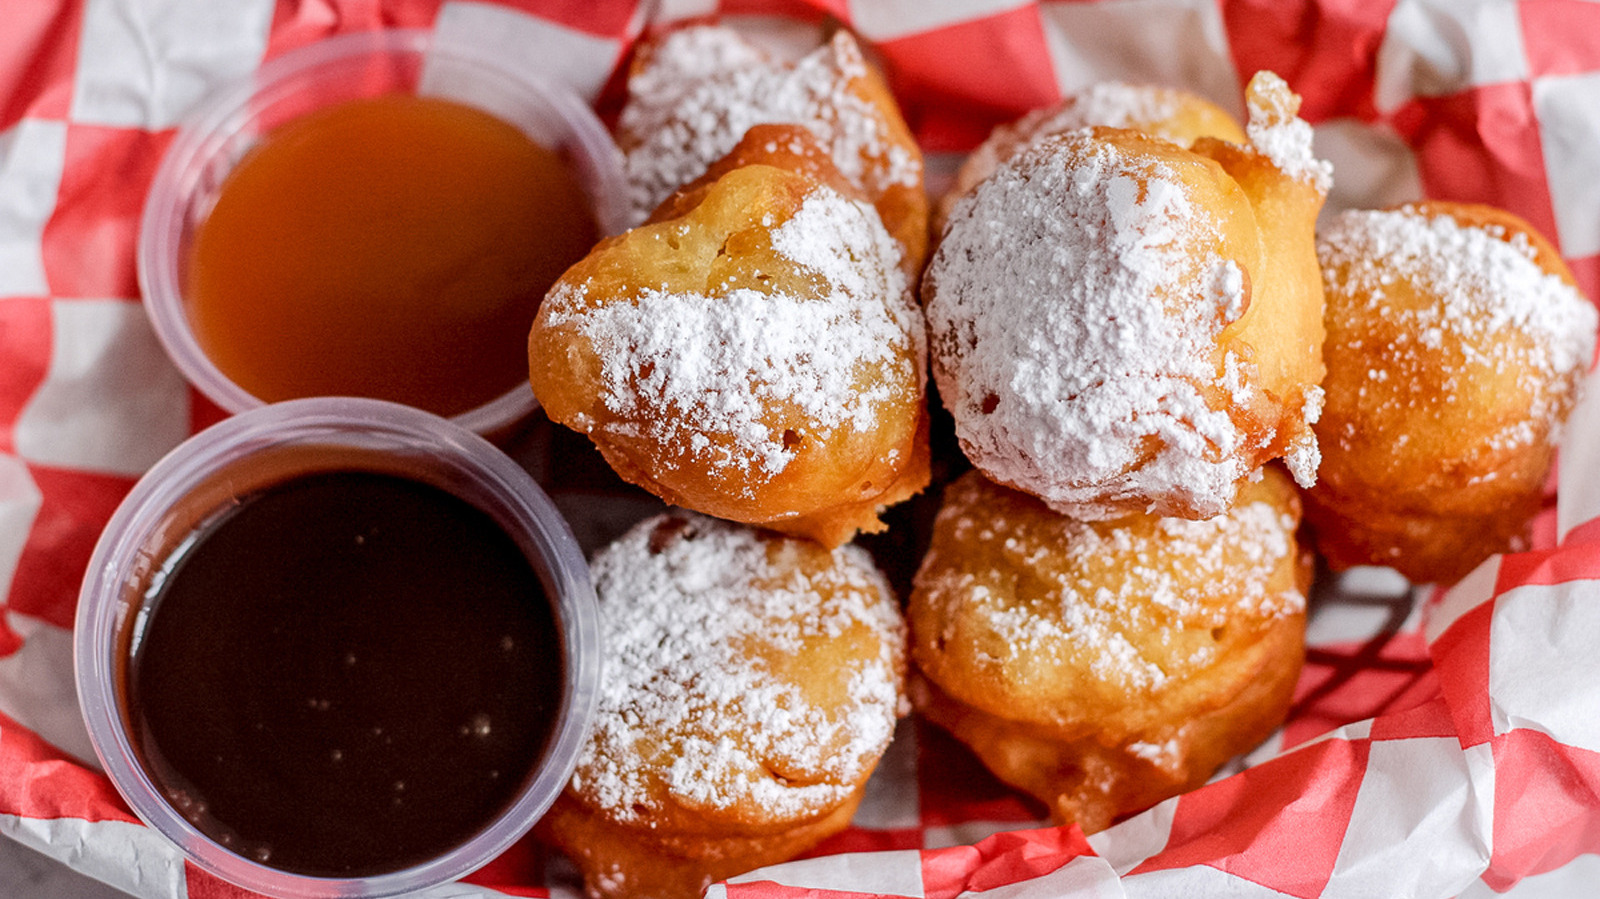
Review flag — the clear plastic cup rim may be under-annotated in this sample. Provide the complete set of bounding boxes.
[136,28,629,436]
[74,396,601,898]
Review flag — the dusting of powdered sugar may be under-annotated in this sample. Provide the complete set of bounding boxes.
[1283,385,1325,485]
[1126,738,1183,770]
[618,25,921,223]
[544,186,921,487]
[1067,82,1185,130]
[1012,82,1185,148]
[1244,71,1333,194]
[925,130,1257,520]
[1319,206,1597,450]
[571,513,906,824]
[959,83,1186,189]
[920,476,1303,692]
[939,83,1222,233]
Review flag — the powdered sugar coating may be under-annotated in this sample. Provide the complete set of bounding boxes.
[543,185,922,487]
[920,487,1303,693]
[1244,71,1333,193]
[572,513,906,824]
[619,25,920,224]
[955,82,1185,191]
[925,130,1259,520]
[1283,385,1325,481]
[1059,81,1185,131]
[1318,205,1597,451]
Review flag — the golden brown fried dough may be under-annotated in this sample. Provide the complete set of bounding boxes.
[540,513,907,899]
[907,468,1309,833]
[649,124,860,225]
[618,23,928,275]
[1306,201,1597,583]
[933,82,1246,235]
[923,72,1330,522]
[528,155,930,548]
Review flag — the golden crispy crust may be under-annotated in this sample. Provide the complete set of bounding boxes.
[650,125,861,223]
[653,123,928,286]
[909,637,1299,834]
[1306,200,1597,583]
[540,788,863,899]
[618,25,929,277]
[907,468,1308,831]
[529,156,930,547]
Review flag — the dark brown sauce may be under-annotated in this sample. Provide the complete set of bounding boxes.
[125,470,563,877]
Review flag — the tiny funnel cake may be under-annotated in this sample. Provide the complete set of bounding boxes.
[616,23,927,275]
[1306,201,1597,584]
[528,140,930,548]
[907,467,1309,833]
[923,71,1330,522]
[539,512,907,899]
[933,81,1247,236]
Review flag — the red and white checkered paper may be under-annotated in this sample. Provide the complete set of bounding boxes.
[4,1,1600,897]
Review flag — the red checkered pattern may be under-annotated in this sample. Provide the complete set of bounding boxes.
[4,1,1600,897]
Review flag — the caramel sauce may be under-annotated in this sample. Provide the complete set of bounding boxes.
[185,94,598,417]
[125,470,564,876]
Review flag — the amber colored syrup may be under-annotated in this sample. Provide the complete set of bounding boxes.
[186,94,598,417]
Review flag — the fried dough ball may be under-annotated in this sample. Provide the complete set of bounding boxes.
[649,123,860,224]
[617,23,928,275]
[922,71,1330,521]
[528,152,930,548]
[540,512,907,899]
[933,82,1246,235]
[907,468,1309,833]
[1306,201,1597,583]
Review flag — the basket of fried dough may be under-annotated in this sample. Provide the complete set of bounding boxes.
[519,6,1600,899]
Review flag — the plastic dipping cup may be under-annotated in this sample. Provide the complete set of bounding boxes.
[137,28,629,437]
[74,396,601,899]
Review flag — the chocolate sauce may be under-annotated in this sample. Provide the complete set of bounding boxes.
[126,469,563,877]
